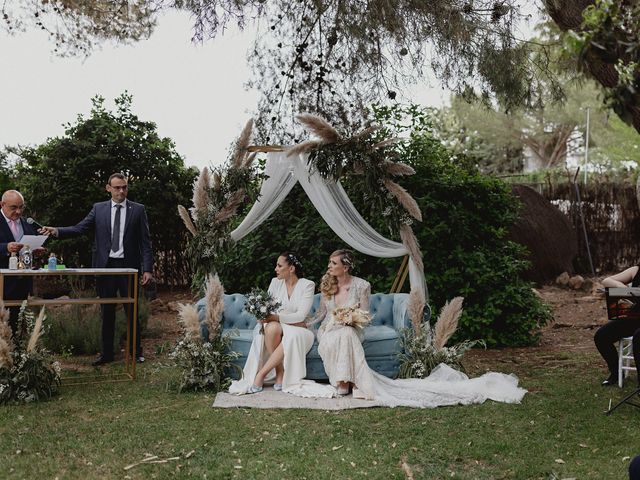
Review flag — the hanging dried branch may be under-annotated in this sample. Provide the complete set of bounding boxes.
[233,118,254,168]
[214,189,246,223]
[27,307,46,354]
[296,113,341,143]
[384,179,422,221]
[433,297,464,350]
[407,287,425,336]
[177,303,201,340]
[399,224,424,272]
[205,274,225,340]
[286,139,323,157]
[383,160,415,176]
[191,167,211,220]
[178,205,197,236]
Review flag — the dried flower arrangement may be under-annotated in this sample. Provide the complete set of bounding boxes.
[171,274,240,393]
[0,301,60,404]
[398,297,484,378]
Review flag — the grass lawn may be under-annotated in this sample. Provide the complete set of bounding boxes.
[0,350,637,479]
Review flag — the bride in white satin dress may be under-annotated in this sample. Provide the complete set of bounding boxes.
[312,249,527,408]
[229,252,315,395]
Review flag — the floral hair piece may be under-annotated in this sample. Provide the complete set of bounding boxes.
[287,253,303,269]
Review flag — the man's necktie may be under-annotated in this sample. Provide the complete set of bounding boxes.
[9,219,19,239]
[111,204,122,253]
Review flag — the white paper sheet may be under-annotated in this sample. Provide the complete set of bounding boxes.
[19,235,48,252]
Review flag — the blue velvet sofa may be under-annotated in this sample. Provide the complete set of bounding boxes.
[196,292,430,380]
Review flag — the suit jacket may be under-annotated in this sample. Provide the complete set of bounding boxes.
[0,216,38,299]
[57,200,153,273]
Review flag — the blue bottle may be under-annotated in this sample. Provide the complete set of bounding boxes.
[48,253,57,270]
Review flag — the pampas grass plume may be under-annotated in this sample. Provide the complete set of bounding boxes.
[27,307,46,353]
[433,297,464,350]
[286,140,322,157]
[214,189,245,223]
[399,224,424,272]
[178,205,197,236]
[233,118,254,168]
[384,179,422,221]
[372,138,400,150]
[191,167,211,220]
[296,113,340,143]
[213,172,222,191]
[407,287,425,336]
[177,303,201,340]
[0,300,11,344]
[384,160,415,176]
[205,274,225,339]
[0,337,12,369]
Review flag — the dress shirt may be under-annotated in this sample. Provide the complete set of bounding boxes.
[1,211,22,241]
[109,199,126,259]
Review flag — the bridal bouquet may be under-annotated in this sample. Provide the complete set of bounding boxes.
[245,288,281,334]
[331,304,372,330]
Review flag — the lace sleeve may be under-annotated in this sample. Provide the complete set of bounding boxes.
[357,278,371,312]
[306,295,327,327]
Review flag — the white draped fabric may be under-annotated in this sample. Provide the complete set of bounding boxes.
[230,152,427,296]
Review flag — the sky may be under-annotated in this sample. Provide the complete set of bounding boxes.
[0,10,448,171]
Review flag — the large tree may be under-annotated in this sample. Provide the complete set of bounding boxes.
[4,1,639,136]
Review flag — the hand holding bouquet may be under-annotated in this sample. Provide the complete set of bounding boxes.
[244,288,282,334]
[331,304,372,330]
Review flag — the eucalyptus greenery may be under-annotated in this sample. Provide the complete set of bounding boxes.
[170,334,240,393]
[0,303,61,405]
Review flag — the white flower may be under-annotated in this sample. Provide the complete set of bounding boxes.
[260,306,267,313]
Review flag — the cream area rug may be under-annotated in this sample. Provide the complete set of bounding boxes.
[213,386,378,410]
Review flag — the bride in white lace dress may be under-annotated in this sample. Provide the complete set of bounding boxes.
[313,249,527,408]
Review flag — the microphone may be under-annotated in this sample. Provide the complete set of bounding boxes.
[26,217,44,230]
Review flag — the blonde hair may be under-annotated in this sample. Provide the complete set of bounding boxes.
[320,249,356,298]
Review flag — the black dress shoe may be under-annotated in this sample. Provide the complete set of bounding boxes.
[91,356,114,366]
[602,374,619,386]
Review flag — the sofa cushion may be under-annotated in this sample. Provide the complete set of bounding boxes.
[362,325,401,357]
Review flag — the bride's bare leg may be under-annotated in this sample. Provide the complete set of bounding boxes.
[254,343,285,387]
[263,322,284,384]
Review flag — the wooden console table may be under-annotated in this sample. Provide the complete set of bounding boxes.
[0,268,140,382]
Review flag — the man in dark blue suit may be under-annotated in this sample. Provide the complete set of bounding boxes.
[41,173,154,365]
[0,190,39,334]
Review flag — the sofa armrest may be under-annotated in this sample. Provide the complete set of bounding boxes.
[196,294,258,341]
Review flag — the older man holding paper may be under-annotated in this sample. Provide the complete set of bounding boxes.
[0,190,45,334]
